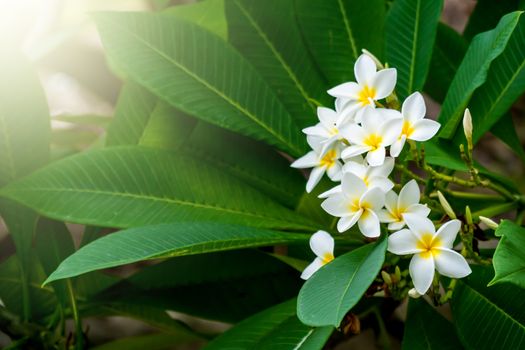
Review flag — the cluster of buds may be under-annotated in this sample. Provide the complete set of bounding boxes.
[293,52,471,295]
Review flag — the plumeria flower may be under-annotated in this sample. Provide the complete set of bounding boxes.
[390,92,441,157]
[302,105,354,155]
[301,231,335,280]
[318,157,395,199]
[327,54,397,124]
[291,136,343,193]
[341,107,402,166]
[388,214,471,294]
[321,172,385,237]
[379,180,430,230]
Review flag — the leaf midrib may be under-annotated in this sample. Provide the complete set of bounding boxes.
[99,16,300,156]
[337,0,358,59]
[408,0,422,94]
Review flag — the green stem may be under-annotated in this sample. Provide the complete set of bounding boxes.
[436,190,505,201]
[19,263,30,322]
[472,202,519,219]
[66,280,83,349]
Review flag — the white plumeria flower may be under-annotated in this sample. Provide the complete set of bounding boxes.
[341,107,402,166]
[390,92,441,157]
[321,172,385,237]
[327,54,397,124]
[291,136,343,193]
[301,231,335,280]
[302,105,354,155]
[318,157,395,199]
[379,180,430,230]
[388,214,471,295]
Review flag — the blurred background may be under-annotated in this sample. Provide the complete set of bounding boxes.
[0,0,523,348]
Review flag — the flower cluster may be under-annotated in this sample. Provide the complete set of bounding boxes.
[294,53,471,295]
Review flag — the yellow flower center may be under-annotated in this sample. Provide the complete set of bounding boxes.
[320,149,337,168]
[322,252,334,265]
[363,134,383,150]
[416,233,442,259]
[402,120,415,137]
[358,85,376,105]
[391,208,404,222]
[348,198,361,212]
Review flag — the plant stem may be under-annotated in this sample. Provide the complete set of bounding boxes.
[66,280,83,349]
[19,262,30,322]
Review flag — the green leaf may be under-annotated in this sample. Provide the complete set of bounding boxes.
[94,12,306,157]
[451,266,525,350]
[92,332,199,350]
[225,0,328,129]
[165,0,227,39]
[44,222,309,283]
[297,236,387,327]
[0,50,50,187]
[385,0,443,99]
[205,299,333,350]
[489,220,525,288]
[295,0,386,86]
[463,0,520,40]
[1,146,315,231]
[424,23,468,103]
[97,250,303,323]
[402,298,462,349]
[491,113,525,163]
[438,11,523,139]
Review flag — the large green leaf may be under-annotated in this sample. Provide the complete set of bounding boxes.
[297,236,387,327]
[44,222,308,283]
[295,0,386,86]
[385,0,443,99]
[491,113,525,163]
[100,250,303,323]
[451,266,525,350]
[463,0,520,40]
[93,332,199,350]
[0,50,50,187]
[489,220,525,289]
[438,11,523,139]
[165,0,227,39]
[402,298,462,349]
[205,299,333,350]
[225,0,328,129]
[95,12,306,157]
[1,147,315,231]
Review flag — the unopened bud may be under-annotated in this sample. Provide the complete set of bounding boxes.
[463,109,473,147]
[408,288,422,299]
[437,191,457,219]
[381,271,392,285]
[395,266,401,281]
[479,216,499,230]
[362,49,384,69]
[465,206,473,226]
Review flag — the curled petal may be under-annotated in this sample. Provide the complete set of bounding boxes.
[354,54,377,85]
[310,230,334,258]
[318,185,341,199]
[372,68,397,99]
[409,254,435,295]
[409,119,441,141]
[434,249,472,278]
[342,145,370,159]
[301,257,325,280]
[306,166,325,193]
[402,92,426,122]
[358,209,381,237]
[388,221,406,231]
[435,219,461,249]
[388,229,422,255]
[338,210,362,232]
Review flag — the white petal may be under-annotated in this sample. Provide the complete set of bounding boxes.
[301,257,325,280]
[310,230,334,258]
[366,147,386,166]
[327,162,343,181]
[390,135,406,157]
[342,145,370,159]
[378,108,403,121]
[434,249,471,278]
[338,210,362,232]
[340,124,366,145]
[410,254,435,295]
[318,185,341,199]
[380,118,403,146]
[361,107,384,133]
[321,194,349,216]
[398,180,420,209]
[341,172,367,199]
[409,119,441,142]
[327,82,361,99]
[402,92,426,123]
[368,157,395,178]
[291,151,318,169]
[303,125,330,138]
[388,229,422,255]
[388,221,406,231]
[343,161,367,178]
[435,219,461,249]
[306,166,326,193]
[317,107,338,127]
[384,190,398,213]
[403,213,435,238]
[306,135,323,151]
[368,176,394,192]
[337,101,360,125]
[354,54,377,85]
[372,68,397,99]
[360,187,385,211]
[358,209,381,237]
[405,204,431,218]
[378,209,396,223]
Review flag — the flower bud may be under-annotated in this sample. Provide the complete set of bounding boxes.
[463,108,473,145]
[394,266,401,282]
[408,288,422,299]
[381,271,392,285]
[437,191,457,219]
[479,216,499,230]
[465,206,473,226]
